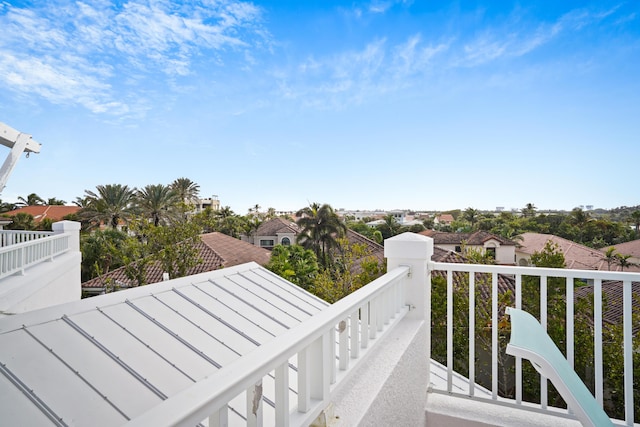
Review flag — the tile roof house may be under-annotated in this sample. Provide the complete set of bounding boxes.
[604,238,640,265]
[1,205,80,223]
[82,232,271,295]
[419,230,517,265]
[517,232,640,272]
[434,213,454,226]
[244,217,300,249]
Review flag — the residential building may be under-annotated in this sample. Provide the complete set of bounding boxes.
[193,196,220,213]
[517,232,640,272]
[434,213,454,226]
[420,230,517,265]
[243,217,300,249]
[604,238,640,265]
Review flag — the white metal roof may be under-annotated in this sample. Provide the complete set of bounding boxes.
[0,262,328,426]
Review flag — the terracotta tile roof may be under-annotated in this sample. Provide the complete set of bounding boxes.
[2,205,80,222]
[606,239,640,259]
[419,230,515,246]
[575,281,640,334]
[200,232,271,266]
[255,217,300,235]
[83,232,270,291]
[518,232,640,272]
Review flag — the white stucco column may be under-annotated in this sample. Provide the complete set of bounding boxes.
[384,232,433,321]
[52,220,81,252]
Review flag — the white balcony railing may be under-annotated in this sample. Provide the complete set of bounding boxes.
[0,230,52,247]
[124,233,637,426]
[429,261,639,426]
[127,265,412,427]
[0,231,70,279]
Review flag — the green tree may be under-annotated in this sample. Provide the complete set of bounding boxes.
[630,210,640,235]
[614,253,635,271]
[80,229,129,281]
[463,207,480,229]
[309,237,384,303]
[81,184,137,229]
[604,247,617,270]
[170,177,200,205]
[377,214,402,239]
[296,203,346,268]
[136,184,180,226]
[7,212,36,230]
[267,244,318,290]
[521,203,537,218]
[0,199,16,212]
[119,219,203,285]
[46,197,66,205]
[17,193,45,206]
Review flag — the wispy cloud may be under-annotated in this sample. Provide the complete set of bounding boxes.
[275,34,448,109]
[459,6,619,67]
[0,0,268,117]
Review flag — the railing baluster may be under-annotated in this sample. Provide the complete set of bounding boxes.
[594,278,604,406]
[246,381,263,427]
[623,280,633,426]
[329,326,336,384]
[540,274,548,409]
[468,272,475,397]
[350,309,360,359]
[339,319,349,371]
[361,303,370,348]
[491,272,498,400]
[515,273,522,404]
[297,347,310,413]
[275,363,289,427]
[446,270,453,393]
[209,404,228,427]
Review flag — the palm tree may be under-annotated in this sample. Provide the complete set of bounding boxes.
[0,199,16,213]
[171,177,200,205]
[521,203,537,218]
[17,193,45,206]
[47,197,66,205]
[81,184,137,229]
[630,210,640,235]
[463,207,480,228]
[604,247,617,270]
[136,184,180,226]
[7,212,36,230]
[615,253,635,271]
[296,202,346,268]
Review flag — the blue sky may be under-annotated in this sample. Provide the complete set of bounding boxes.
[1,1,638,214]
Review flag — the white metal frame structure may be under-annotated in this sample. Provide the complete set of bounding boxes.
[0,122,41,194]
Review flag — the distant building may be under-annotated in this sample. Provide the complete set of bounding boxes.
[419,230,516,265]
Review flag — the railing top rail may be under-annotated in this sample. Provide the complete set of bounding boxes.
[126,265,411,426]
[429,261,640,282]
[0,233,69,254]
[0,230,54,235]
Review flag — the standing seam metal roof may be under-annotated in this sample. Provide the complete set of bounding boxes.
[0,262,328,426]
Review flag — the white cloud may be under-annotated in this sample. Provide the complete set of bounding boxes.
[0,0,268,117]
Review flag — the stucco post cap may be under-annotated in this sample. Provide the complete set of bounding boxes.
[52,220,81,232]
[384,232,433,259]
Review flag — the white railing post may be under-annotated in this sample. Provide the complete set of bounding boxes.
[384,232,433,381]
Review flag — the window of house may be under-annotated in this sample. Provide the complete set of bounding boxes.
[455,245,462,253]
[281,237,291,246]
[486,247,496,258]
[260,239,275,247]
